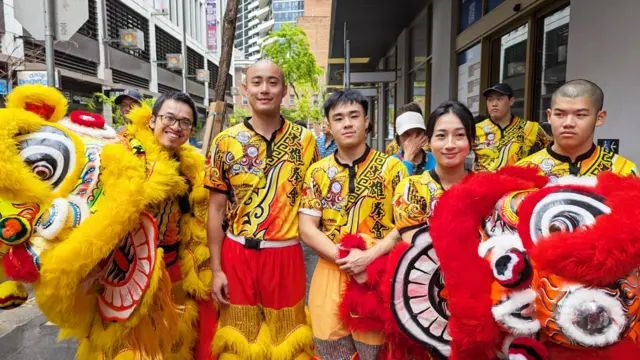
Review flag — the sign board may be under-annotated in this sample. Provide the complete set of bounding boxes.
[15,0,89,41]
[0,80,7,95]
[196,69,209,83]
[17,70,61,88]
[597,139,620,154]
[120,29,145,51]
[205,0,218,52]
[166,54,183,70]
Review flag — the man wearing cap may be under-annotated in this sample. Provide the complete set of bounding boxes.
[474,83,550,171]
[393,110,435,176]
[114,89,143,133]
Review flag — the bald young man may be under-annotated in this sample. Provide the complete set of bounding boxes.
[517,79,637,182]
[206,59,319,359]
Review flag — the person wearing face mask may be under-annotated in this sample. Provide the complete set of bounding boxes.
[517,79,637,182]
[474,83,550,171]
[394,100,476,244]
[205,60,318,359]
[121,92,214,359]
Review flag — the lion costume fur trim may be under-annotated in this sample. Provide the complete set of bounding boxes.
[430,166,547,359]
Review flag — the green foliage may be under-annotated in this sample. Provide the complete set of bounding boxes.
[229,107,250,126]
[281,90,323,124]
[262,24,324,99]
[86,93,155,127]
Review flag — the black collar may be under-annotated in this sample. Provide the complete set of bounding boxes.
[547,142,596,164]
[489,114,516,130]
[334,145,371,168]
[429,169,443,189]
[243,116,286,142]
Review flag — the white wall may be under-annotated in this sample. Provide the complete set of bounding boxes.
[566,0,640,162]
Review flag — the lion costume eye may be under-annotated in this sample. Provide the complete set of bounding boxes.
[17,126,75,190]
[529,189,610,244]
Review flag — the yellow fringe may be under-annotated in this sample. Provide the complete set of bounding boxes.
[213,323,271,360]
[167,298,199,360]
[6,84,68,122]
[270,324,315,360]
[0,280,28,309]
[75,254,180,360]
[0,108,56,204]
[34,143,149,335]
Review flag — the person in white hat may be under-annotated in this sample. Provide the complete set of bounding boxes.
[392,105,435,176]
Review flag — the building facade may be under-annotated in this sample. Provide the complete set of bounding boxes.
[0,0,234,132]
[327,0,640,162]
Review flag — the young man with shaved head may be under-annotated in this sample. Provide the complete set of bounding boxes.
[205,59,318,359]
[517,79,637,182]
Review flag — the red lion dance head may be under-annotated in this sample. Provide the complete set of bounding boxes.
[402,166,640,360]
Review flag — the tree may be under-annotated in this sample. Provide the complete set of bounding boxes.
[87,93,155,126]
[202,0,239,156]
[281,91,323,125]
[261,24,324,100]
[228,107,250,126]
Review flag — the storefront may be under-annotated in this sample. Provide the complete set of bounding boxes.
[329,0,640,161]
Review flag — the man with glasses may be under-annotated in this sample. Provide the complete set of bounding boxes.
[121,91,215,359]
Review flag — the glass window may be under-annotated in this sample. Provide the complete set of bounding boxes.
[410,64,427,115]
[289,94,295,105]
[533,6,570,124]
[487,0,505,13]
[387,83,395,139]
[457,43,482,116]
[490,24,528,118]
[313,95,319,107]
[459,0,482,33]
[242,96,248,105]
[411,12,427,68]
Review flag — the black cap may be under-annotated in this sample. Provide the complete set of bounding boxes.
[483,83,514,98]
[114,89,144,104]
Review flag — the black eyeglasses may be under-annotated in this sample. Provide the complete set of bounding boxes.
[157,114,194,130]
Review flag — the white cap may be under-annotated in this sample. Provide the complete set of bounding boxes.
[395,111,426,135]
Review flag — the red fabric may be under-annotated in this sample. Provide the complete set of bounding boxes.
[517,172,640,287]
[221,237,305,309]
[3,245,39,283]
[25,102,55,120]
[70,110,106,128]
[429,166,547,359]
[195,299,218,360]
[545,340,640,360]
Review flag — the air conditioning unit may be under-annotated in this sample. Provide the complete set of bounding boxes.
[120,29,145,51]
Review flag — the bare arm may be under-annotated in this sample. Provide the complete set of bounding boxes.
[400,228,419,244]
[207,191,229,304]
[299,213,338,262]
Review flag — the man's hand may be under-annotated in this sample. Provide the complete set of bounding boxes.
[404,133,428,163]
[336,248,373,275]
[212,270,230,305]
[352,271,368,284]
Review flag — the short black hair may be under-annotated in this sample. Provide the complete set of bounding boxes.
[426,100,476,145]
[551,79,604,111]
[397,102,423,117]
[152,91,198,125]
[293,119,307,128]
[323,90,368,118]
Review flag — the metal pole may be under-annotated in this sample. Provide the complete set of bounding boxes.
[345,40,350,90]
[44,0,56,87]
[181,0,188,92]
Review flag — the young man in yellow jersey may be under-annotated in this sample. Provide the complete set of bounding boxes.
[474,83,551,171]
[517,79,637,181]
[299,90,407,360]
[205,60,319,359]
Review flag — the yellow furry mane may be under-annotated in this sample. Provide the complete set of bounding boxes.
[6,84,68,122]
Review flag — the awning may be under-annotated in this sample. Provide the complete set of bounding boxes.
[327,0,426,87]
